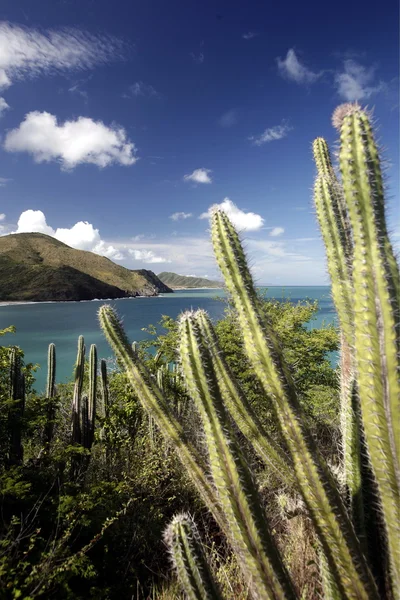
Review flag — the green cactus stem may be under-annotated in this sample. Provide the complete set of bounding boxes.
[42,343,57,448]
[98,304,228,533]
[100,359,109,419]
[179,310,296,600]
[164,513,224,600]
[72,336,85,446]
[194,309,294,485]
[211,209,378,599]
[337,104,400,594]
[88,344,97,449]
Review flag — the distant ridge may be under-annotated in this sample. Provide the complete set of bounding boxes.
[157,271,222,289]
[0,233,173,302]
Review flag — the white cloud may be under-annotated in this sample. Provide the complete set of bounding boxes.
[170,212,193,221]
[277,49,321,84]
[0,213,6,221]
[128,249,170,263]
[183,168,212,184]
[218,109,237,128]
[200,198,264,231]
[4,111,137,169]
[270,227,284,237]
[335,60,386,101]
[242,31,258,40]
[127,81,160,98]
[0,177,11,187]
[0,22,123,90]
[12,209,125,260]
[14,209,55,235]
[0,97,9,116]
[249,121,292,146]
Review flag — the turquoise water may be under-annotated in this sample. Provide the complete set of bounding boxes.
[0,287,336,391]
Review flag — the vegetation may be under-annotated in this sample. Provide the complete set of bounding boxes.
[0,233,172,301]
[157,272,222,289]
[0,104,398,599]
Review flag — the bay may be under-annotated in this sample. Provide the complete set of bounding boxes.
[0,286,336,391]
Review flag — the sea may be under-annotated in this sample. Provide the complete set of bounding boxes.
[0,287,337,392]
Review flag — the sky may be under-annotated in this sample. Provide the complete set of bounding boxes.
[0,0,398,285]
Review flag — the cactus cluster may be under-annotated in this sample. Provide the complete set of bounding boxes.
[99,105,399,599]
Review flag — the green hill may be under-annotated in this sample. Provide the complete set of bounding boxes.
[157,271,222,289]
[0,233,172,302]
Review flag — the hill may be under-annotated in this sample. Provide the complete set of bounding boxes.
[0,233,172,302]
[157,272,222,289]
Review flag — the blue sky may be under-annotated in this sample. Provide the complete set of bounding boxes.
[0,0,398,284]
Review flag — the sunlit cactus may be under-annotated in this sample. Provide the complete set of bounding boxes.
[8,348,25,465]
[164,513,223,600]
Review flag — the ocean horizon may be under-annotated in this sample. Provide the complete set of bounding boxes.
[0,286,336,391]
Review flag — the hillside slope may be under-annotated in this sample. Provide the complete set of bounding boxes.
[0,233,172,301]
[157,271,222,289]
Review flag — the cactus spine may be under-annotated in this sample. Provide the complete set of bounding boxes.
[179,311,296,599]
[164,514,223,600]
[88,344,97,449]
[72,336,85,446]
[211,209,378,599]
[336,105,400,594]
[42,343,57,449]
[98,305,227,532]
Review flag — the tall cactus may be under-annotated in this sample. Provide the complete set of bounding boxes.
[98,105,399,599]
[71,336,85,446]
[164,513,223,600]
[88,344,97,450]
[43,343,57,448]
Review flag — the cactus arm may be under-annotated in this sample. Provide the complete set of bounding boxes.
[88,344,97,449]
[339,107,400,592]
[98,305,227,533]
[179,311,296,600]
[100,359,109,419]
[72,336,85,445]
[46,343,56,399]
[195,310,294,484]
[211,210,378,600]
[165,513,224,600]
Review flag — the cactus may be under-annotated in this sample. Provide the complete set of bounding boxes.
[211,209,378,599]
[8,349,25,465]
[98,106,399,599]
[88,344,97,449]
[98,304,228,532]
[179,311,295,599]
[334,104,400,595]
[100,358,109,419]
[42,343,57,448]
[71,336,85,446]
[194,310,293,484]
[164,513,223,600]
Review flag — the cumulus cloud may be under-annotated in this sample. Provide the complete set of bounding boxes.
[277,49,321,84]
[0,213,6,221]
[269,227,284,237]
[0,177,11,187]
[4,111,137,169]
[12,209,125,260]
[0,97,9,116]
[170,212,193,221]
[0,22,124,90]
[249,121,292,146]
[200,198,264,231]
[183,168,212,184]
[128,249,170,263]
[218,109,237,128]
[335,60,386,101]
